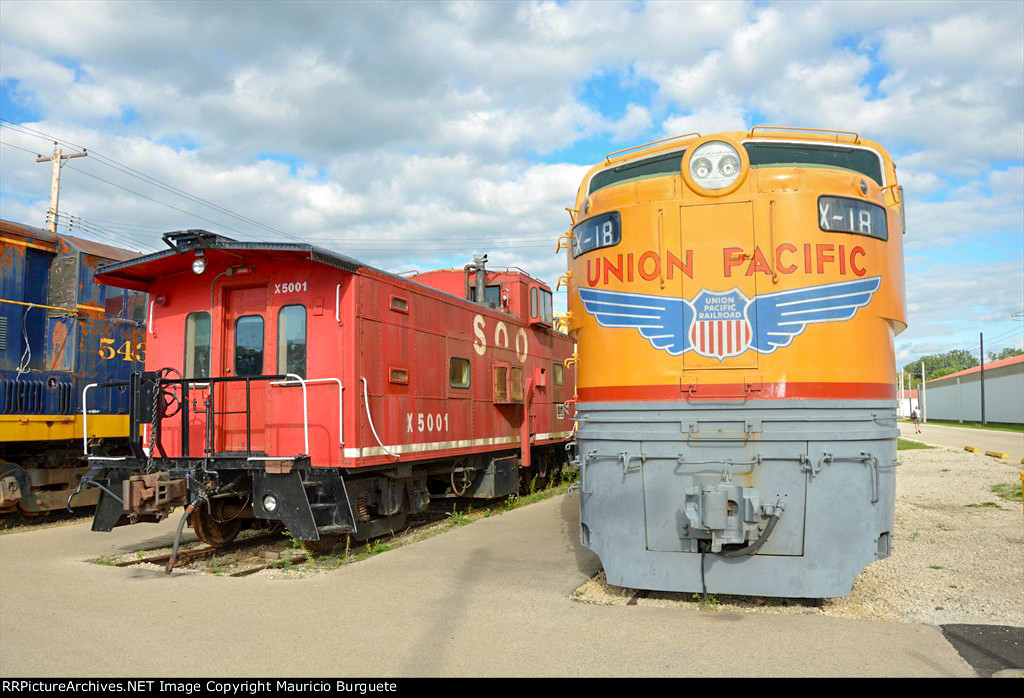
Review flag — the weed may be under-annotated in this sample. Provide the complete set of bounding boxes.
[965,501,1005,509]
[691,593,720,611]
[990,482,1022,503]
[940,469,951,473]
[936,523,953,531]
[928,564,944,570]
[907,530,920,541]
[445,506,471,526]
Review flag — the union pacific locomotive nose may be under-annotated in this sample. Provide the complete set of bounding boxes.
[568,128,904,598]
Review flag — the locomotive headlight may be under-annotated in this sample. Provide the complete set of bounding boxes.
[262,494,278,513]
[718,154,740,177]
[691,157,713,179]
[192,251,206,275]
[688,140,742,190]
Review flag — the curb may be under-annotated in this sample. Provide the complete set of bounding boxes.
[985,450,1010,459]
[964,446,980,453]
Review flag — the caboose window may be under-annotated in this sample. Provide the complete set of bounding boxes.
[277,305,306,378]
[744,143,884,185]
[493,365,508,403]
[553,363,564,386]
[449,357,471,389]
[184,312,211,379]
[234,315,264,377]
[530,288,538,318]
[541,289,552,324]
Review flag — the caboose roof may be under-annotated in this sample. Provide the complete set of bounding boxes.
[94,230,371,291]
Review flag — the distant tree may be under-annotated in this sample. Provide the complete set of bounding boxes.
[900,349,979,389]
[987,347,1024,361]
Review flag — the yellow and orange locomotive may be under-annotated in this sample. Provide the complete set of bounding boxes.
[561,128,906,597]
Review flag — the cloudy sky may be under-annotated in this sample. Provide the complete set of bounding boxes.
[1,0,1021,364]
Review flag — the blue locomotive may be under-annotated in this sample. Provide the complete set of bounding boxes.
[0,219,146,514]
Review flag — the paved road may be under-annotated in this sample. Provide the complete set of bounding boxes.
[0,495,974,677]
[900,422,1024,462]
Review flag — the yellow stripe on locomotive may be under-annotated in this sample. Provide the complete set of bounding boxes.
[566,129,906,402]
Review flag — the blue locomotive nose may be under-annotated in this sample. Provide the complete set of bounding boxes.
[1,219,147,515]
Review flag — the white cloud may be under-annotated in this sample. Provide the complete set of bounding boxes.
[1,0,1021,321]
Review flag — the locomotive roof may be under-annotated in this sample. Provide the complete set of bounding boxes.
[1,217,141,262]
[93,229,408,291]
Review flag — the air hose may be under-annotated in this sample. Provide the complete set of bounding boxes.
[717,500,786,558]
[718,514,781,558]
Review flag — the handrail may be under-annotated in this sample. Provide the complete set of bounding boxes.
[361,377,397,458]
[271,377,344,446]
[605,133,700,163]
[748,126,860,143]
[81,382,128,461]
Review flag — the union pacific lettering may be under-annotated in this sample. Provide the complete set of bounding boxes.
[585,244,866,286]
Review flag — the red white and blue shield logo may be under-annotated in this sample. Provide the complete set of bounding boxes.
[688,288,752,360]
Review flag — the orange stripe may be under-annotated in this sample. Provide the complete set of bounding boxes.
[578,382,896,401]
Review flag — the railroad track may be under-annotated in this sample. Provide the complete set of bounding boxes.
[116,531,285,574]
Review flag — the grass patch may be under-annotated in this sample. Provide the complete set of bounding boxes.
[911,419,1024,433]
[965,501,1005,510]
[990,482,1023,503]
[898,438,934,450]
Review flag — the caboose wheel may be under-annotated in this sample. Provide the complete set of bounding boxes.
[190,503,242,547]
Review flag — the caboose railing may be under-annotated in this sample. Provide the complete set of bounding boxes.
[82,372,344,465]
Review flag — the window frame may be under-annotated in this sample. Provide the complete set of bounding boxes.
[277,304,307,379]
[184,311,212,379]
[233,314,265,377]
[449,356,471,389]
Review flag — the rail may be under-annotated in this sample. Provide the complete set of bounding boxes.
[81,372,345,466]
[361,377,397,458]
[81,382,128,461]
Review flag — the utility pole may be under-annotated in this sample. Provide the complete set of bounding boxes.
[980,332,986,425]
[920,360,927,423]
[35,142,87,233]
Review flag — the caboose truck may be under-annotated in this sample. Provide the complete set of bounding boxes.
[80,232,574,558]
[564,128,906,598]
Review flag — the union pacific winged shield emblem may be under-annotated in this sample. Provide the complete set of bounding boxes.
[578,276,881,361]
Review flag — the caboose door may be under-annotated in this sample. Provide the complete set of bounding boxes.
[679,202,759,372]
[217,286,269,455]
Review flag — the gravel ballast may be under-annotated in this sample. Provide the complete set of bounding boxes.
[573,443,1023,626]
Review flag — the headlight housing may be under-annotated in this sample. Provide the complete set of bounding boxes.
[688,140,743,190]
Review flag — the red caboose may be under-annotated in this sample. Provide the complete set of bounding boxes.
[83,231,575,550]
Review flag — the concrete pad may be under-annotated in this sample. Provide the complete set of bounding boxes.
[0,495,974,677]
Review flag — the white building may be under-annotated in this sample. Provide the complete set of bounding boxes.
[923,355,1024,425]
[897,389,919,418]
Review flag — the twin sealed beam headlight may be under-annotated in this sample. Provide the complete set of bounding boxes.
[683,137,748,196]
